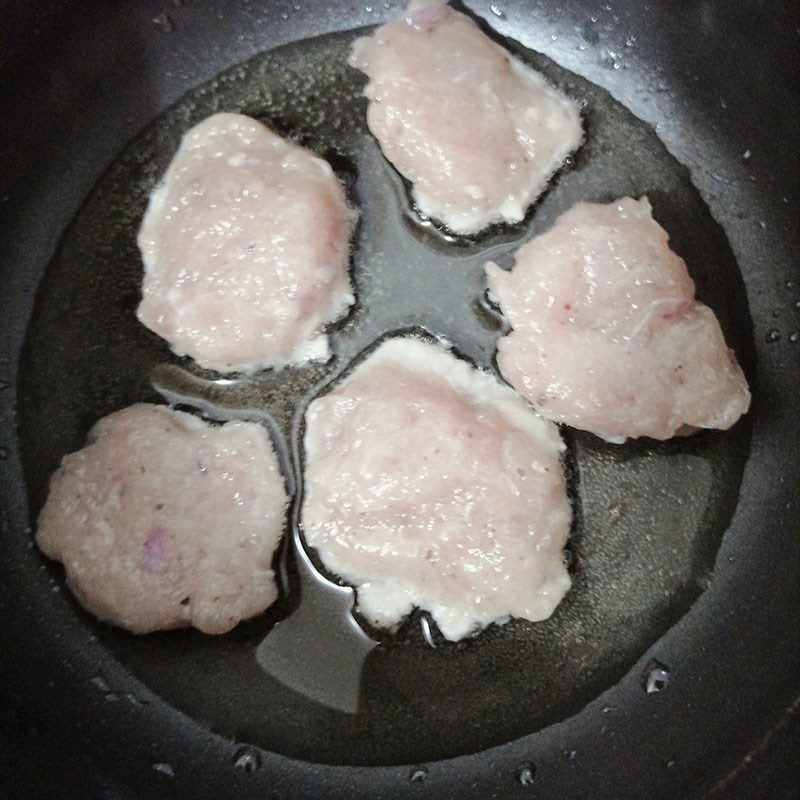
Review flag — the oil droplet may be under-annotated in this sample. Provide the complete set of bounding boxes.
[642,659,670,693]
[765,329,781,343]
[666,756,677,768]
[233,746,261,773]
[152,762,175,777]
[742,149,751,160]
[517,763,536,786]
[789,331,799,343]
[152,13,173,33]
[602,704,612,714]
[409,766,428,782]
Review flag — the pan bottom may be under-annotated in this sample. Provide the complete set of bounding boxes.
[16,22,753,766]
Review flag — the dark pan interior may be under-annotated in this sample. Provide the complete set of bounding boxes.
[1,2,798,798]
[14,25,754,766]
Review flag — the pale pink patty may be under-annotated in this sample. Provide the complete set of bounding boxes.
[137,113,358,373]
[36,403,289,634]
[486,197,751,442]
[301,338,571,641]
[349,0,582,233]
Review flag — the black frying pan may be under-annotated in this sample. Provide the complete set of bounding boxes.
[0,1,798,798]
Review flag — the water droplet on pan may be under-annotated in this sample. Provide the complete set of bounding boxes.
[409,766,428,782]
[642,659,670,693]
[517,763,536,786]
[151,13,174,33]
[233,746,261,773]
[152,762,175,777]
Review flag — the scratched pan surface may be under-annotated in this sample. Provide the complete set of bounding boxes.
[0,2,798,799]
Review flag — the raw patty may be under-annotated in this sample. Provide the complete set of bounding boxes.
[36,404,289,634]
[486,197,751,442]
[348,0,583,234]
[137,113,357,373]
[301,337,571,641]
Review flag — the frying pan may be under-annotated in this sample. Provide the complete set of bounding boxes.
[1,1,798,797]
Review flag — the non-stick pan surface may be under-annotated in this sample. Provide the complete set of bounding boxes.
[1,2,798,798]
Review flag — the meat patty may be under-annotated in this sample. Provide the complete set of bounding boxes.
[349,0,582,234]
[301,338,571,641]
[486,197,751,441]
[36,404,289,634]
[137,113,357,373]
